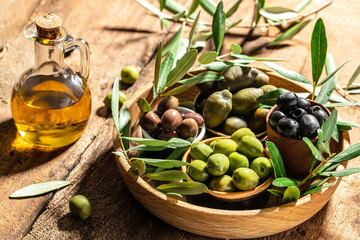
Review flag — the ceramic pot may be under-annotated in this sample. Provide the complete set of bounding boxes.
[266,100,331,179]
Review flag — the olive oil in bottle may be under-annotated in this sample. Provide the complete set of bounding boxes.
[11,13,91,147]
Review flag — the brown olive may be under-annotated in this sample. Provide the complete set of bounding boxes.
[222,116,247,135]
[247,108,269,134]
[178,118,199,139]
[161,109,182,131]
[157,96,179,113]
[139,111,161,133]
[183,112,204,128]
[232,87,263,115]
[158,130,179,140]
[249,68,270,88]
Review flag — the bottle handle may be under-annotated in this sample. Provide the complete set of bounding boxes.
[65,38,90,80]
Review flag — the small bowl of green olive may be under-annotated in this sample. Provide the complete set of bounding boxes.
[181,128,273,202]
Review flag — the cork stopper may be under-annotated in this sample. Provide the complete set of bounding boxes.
[35,13,62,39]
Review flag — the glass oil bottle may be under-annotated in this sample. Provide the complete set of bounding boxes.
[10,13,91,147]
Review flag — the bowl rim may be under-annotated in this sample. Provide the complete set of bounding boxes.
[181,136,273,201]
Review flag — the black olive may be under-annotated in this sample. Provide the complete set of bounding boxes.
[277,92,298,113]
[269,110,287,129]
[299,114,320,138]
[277,117,300,139]
[297,97,311,111]
[291,108,308,119]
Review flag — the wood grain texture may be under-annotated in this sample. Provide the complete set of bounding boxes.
[0,0,359,239]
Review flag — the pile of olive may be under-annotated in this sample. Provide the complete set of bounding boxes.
[139,96,204,140]
[187,128,273,192]
[269,92,329,139]
[196,66,276,135]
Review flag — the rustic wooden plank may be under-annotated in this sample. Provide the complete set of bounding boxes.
[0,0,359,239]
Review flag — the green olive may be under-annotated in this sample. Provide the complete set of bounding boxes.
[206,153,230,176]
[230,128,256,144]
[237,135,264,159]
[69,195,92,220]
[232,87,263,115]
[212,139,237,156]
[232,168,260,190]
[190,142,213,162]
[209,175,237,192]
[121,65,139,84]
[228,152,249,174]
[260,84,277,94]
[203,90,232,128]
[250,157,273,179]
[209,139,220,150]
[282,186,300,204]
[188,160,210,182]
[103,91,127,109]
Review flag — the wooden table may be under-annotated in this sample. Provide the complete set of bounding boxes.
[1,0,360,239]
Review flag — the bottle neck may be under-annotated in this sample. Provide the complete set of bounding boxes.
[34,41,64,69]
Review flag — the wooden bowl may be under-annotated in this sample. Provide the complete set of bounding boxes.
[181,136,273,202]
[113,73,350,239]
[266,101,332,179]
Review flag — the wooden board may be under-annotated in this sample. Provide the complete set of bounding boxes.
[0,0,359,239]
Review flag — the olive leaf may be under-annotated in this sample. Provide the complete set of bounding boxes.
[168,137,192,147]
[272,177,301,187]
[226,0,243,18]
[328,141,360,164]
[202,61,250,71]
[144,170,188,181]
[324,102,360,107]
[161,0,187,14]
[304,177,330,192]
[9,181,72,199]
[303,137,323,161]
[256,88,288,106]
[154,41,163,97]
[232,54,284,62]
[200,0,217,16]
[132,158,189,168]
[346,64,360,90]
[228,19,243,30]
[166,147,189,160]
[163,82,197,96]
[119,105,131,150]
[198,51,218,64]
[347,89,360,94]
[266,141,287,178]
[337,120,360,129]
[267,189,284,197]
[130,160,146,176]
[156,181,208,195]
[294,0,312,12]
[212,1,226,54]
[311,18,327,85]
[331,124,340,143]
[128,145,167,152]
[231,44,242,55]
[171,39,188,66]
[111,76,121,134]
[318,168,360,177]
[322,109,338,143]
[159,0,165,11]
[270,20,311,45]
[253,0,265,27]
[259,7,299,22]
[303,181,336,196]
[316,129,330,154]
[157,53,174,95]
[178,71,224,85]
[136,0,171,19]
[188,0,201,17]
[172,11,186,21]
[187,12,200,51]
[163,23,185,56]
[113,151,126,159]
[166,49,198,87]
[137,98,151,113]
[317,61,348,86]
[315,53,337,104]
[122,136,172,147]
[263,61,311,84]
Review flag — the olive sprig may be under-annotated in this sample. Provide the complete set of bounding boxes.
[136,0,333,48]
[267,109,360,204]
